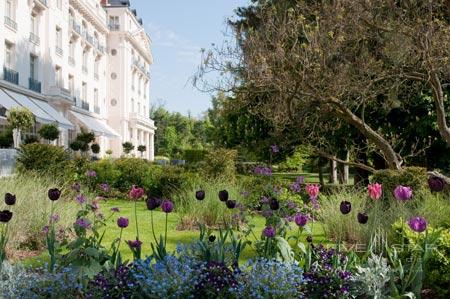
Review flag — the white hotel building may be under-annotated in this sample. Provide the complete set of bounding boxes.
[0,0,155,159]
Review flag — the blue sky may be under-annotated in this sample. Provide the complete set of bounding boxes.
[131,0,250,116]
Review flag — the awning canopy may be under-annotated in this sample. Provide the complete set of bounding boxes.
[0,88,74,129]
[70,111,120,138]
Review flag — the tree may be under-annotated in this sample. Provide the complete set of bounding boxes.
[198,0,450,170]
[91,143,100,154]
[122,142,134,155]
[6,107,34,148]
[137,145,146,158]
[163,126,178,157]
[38,123,60,143]
[69,131,95,154]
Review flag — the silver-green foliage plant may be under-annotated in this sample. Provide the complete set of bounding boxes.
[355,253,391,299]
[0,262,34,298]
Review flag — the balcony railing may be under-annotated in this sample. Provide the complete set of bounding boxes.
[3,67,19,85]
[108,24,120,31]
[29,32,40,45]
[81,101,90,111]
[37,0,47,6]
[68,56,75,66]
[82,66,88,74]
[84,32,94,45]
[94,106,100,114]
[94,73,99,80]
[55,46,63,56]
[4,16,17,31]
[29,77,41,93]
[133,59,150,78]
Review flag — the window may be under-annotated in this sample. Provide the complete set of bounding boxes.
[57,0,62,10]
[5,0,13,19]
[82,50,88,73]
[30,55,37,79]
[30,13,37,34]
[109,16,119,30]
[55,27,62,55]
[138,102,141,114]
[94,88,98,107]
[131,71,135,89]
[69,41,75,59]
[4,42,13,69]
[129,128,133,139]
[131,98,134,112]
[82,82,87,100]
[94,57,99,77]
[68,75,74,96]
[55,66,62,87]
[138,76,141,93]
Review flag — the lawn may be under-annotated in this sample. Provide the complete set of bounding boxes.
[87,199,326,262]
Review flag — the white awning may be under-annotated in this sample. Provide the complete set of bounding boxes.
[0,88,74,129]
[31,100,73,129]
[2,88,55,124]
[70,111,120,138]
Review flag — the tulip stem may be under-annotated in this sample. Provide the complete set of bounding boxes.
[165,213,168,246]
[134,201,139,240]
[150,210,158,245]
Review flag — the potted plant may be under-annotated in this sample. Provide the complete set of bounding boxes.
[38,123,60,144]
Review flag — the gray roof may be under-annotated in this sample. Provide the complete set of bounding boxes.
[106,0,130,7]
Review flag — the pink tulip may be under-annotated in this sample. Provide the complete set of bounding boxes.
[129,185,145,200]
[367,183,382,200]
[306,184,320,199]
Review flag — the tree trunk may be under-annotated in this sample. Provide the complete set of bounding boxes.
[340,151,349,184]
[429,72,450,147]
[354,150,370,187]
[329,97,402,170]
[330,159,338,184]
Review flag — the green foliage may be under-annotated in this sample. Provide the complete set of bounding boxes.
[201,148,237,180]
[6,107,34,130]
[372,167,429,199]
[16,143,70,176]
[69,140,83,151]
[91,143,100,154]
[279,146,311,171]
[137,145,146,153]
[122,142,134,155]
[0,128,13,148]
[111,158,151,191]
[38,123,60,142]
[183,149,208,164]
[145,165,199,198]
[23,134,39,145]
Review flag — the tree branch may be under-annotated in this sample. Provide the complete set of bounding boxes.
[316,150,376,173]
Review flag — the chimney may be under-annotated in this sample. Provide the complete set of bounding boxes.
[100,0,108,5]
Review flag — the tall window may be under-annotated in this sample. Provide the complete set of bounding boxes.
[5,0,13,19]
[131,98,134,112]
[68,75,74,96]
[94,57,99,77]
[138,102,141,114]
[131,71,135,89]
[4,42,13,69]
[55,27,62,55]
[138,76,141,94]
[109,16,119,30]
[57,0,62,10]
[94,88,98,107]
[82,50,88,72]
[30,55,37,79]
[82,82,87,100]
[69,40,75,59]
[55,66,62,87]
[30,13,38,34]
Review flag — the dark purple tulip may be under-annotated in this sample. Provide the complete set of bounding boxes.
[269,198,280,210]
[306,235,313,243]
[208,235,216,242]
[117,217,129,228]
[48,188,61,201]
[195,190,205,200]
[428,176,445,192]
[340,201,352,215]
[226,200,237,209]
[262,226,276,238]
[218,190,229,202]
[294,213,308,227]
[408,216,427,233]
[357,212,369,224]
[4,193,16,205]
[0,210,13,223]
[146,197,162,210]
[127,239,143,249]
[161,199,174,213]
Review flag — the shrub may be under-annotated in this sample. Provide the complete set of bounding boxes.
[114,158,151,192]
[202,148,237,180]
[122,142,134,155]
[90,158,121,188]
[371,167,429,200]
[90,143,100,154]
[6,107,34,131]
[38,123,60,142]
[16,143,70,176]
[183,149,208,164]
[145,165,199,198]
[23,134,39,145]
[0,128,13,148]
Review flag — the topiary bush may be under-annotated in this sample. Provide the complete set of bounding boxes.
[371,167,429,199]
[38,123,60,143]
[91,143,100,154]
[16,143,70,176]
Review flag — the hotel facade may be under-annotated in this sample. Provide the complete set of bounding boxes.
[0,0,155,159]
